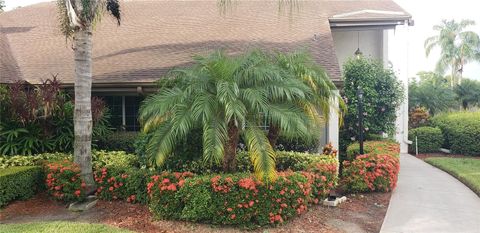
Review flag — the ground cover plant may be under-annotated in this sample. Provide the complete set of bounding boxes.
[0,221,132,233]
[425,157,480,196]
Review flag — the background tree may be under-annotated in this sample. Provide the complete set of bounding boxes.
[424,19,480,86]
[453,78,480,109]
[0,0,5,12]
[408,71,457,114]
[56,0,121,193]
[140,51,318,181]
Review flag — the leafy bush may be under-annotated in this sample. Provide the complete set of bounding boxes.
[340,57,404,151]
[345,141,400,161]
[342,154,399,192]
[432,111,480,155]
[148,172,317,226]
[0,79,112,156]
[94,167,151,204]
[44,160,87,202]
[274,135,320,153]
[409,106,430,128]
[0,153,71,169]
[97,132,138,153]
[92,150,139,169]
[408,127,443,153]
[0,166,42,207]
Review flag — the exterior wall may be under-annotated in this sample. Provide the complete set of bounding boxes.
[332,29,384,69]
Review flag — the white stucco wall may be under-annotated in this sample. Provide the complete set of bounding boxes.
[332,30,385,69]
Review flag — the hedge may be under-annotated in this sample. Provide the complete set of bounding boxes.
[342,141,400,193]
[0,153,71,169]
[97,132,138,153]
[432,112,480,155]
[148,171,330,226]
[0,166,42,207]
[408,127,443,153]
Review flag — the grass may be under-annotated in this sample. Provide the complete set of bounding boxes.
[0,221,133,233]
[425,157,480,196]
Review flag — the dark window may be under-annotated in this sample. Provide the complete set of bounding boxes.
[102,95,144,131]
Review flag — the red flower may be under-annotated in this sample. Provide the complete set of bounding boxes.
[74,190,81,197]
[230,214,236,220]
[227,208,233,212]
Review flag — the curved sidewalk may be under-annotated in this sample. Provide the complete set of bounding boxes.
[380,154,480,233]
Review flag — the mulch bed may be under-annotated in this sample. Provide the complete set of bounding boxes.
[0,192,391,233]
[415,152,480,160]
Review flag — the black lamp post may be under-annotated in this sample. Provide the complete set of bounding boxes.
[357,87,364,155]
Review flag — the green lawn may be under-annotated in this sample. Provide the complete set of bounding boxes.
[0,221,133,233]
[425,157,480,196]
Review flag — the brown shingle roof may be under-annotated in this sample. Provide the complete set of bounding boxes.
[0,0,409,86]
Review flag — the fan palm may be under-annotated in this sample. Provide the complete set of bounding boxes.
[424,19,480,86]
[270,51,344,148]
[140,50,316,181]
[56,0,121,192]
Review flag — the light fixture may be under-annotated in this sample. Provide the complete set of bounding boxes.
[354,31,362,58]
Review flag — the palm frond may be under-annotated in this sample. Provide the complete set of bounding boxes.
[244,125,277,182]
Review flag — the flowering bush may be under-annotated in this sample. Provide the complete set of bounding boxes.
[148,172,316,226]
[346,140,400,161]
[44,160,87,202]
[94,167,150,204]
[342,141,400,193]
[303,157,338,200]
[147,171,195,219]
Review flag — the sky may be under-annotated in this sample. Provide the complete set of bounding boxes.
[4,0,480,80]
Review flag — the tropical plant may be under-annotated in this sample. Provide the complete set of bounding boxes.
[424,19,480,86]
[56,0,121,192]
[453,78,480,109]
[408,71,457,114]
[0,0,5,12]
[140,50,319,181]
[272,51,344,148]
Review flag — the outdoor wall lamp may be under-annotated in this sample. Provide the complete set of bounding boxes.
[354,31,363,58]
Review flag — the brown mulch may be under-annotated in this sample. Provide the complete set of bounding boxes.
[415,152,480,160]
[0,192,391,233]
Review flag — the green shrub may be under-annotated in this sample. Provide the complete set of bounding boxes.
[92,150,139,169]
[0,166,42,207]
[432,111,480,155]
[148,172,316,226]
[346,140,399,161]
[97,132,138,153]
[0,152,71,169]
[408,127,443,153]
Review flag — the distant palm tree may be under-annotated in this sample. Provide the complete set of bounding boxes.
[139,51,316,181]
[56,0,121,193]
[0,0,5,12]
[424,19,480,86]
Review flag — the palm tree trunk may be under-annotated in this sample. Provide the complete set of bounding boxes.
[267,124,280,149]
[223,121,239,172]
[73,26,95,193]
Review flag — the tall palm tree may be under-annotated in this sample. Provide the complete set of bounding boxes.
[424,19,480,86]
[140,51,315,181]
[270,51,344,148]
[56,0,121,192]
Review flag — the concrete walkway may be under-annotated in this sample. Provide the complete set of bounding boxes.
[381,154,480,233]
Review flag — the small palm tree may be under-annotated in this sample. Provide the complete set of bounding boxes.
[269,51,344,148]
[56,0,121,192]
[140,50,315,181]
[454,79,480,109]
[425,19,480,86]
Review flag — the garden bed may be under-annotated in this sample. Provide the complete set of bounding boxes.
[0,192,391,233]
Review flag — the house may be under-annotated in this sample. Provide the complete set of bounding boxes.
[0,0,412,153]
